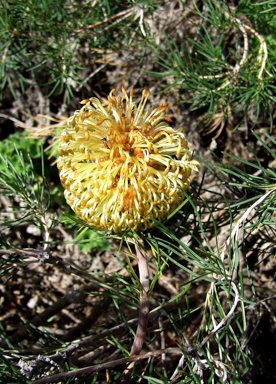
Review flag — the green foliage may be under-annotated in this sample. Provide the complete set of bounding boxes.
[145,0,276,129]
[0,131,70,211]
[0,144,50,229]
[0,131,43,173]
[0,351,27,384]
[217,130,276,231]
[77,228,111,252]
[238,0,276,27]
[0,0,134,100]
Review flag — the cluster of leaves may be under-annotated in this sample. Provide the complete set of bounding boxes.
[144,0,276,131]
[0,133,109,253]
[0,145,50,231]
[0,0,137,100]
[0,132,44,173]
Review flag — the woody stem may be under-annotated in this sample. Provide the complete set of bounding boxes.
[130,242,150,355]
[120,241,150,383]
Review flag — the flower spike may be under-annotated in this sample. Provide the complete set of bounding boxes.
[57,89,198,232]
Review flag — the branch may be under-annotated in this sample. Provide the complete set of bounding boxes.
[31,348,182,384]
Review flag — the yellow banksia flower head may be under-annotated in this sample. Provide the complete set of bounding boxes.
[57,88,198,233]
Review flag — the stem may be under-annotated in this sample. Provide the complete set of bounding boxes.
[131,242,150,355]
[120,241,150,383]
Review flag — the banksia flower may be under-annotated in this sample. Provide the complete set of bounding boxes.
[57,88,198,233]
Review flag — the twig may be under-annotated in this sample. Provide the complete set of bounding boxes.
[31,348,182,384]
[0,113,32,129]
[201,282,240,347]
[76,64,106,92]
[182,2,269,95]
[138,7,146,37]
[200,192,276,349]
[73,9,133,34]
[102,10,134,33]
[0,247,105,281]
[220,189,276,264]
[243,23,268,79]
[38,213,50,252]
